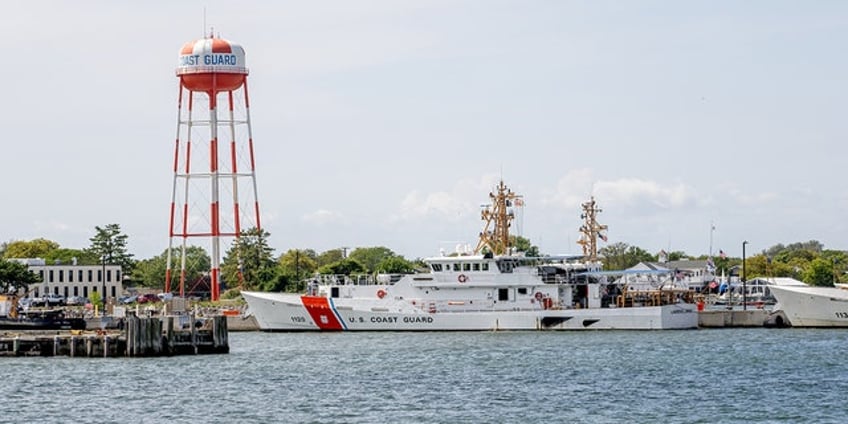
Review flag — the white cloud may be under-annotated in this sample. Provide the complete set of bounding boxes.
[541,168,595,209]
[32,220,71,232]
[543,168,702,212]
[390,175,504,223]
[727,188,779,206]
[595,178,701,209]
[302,209,347,226]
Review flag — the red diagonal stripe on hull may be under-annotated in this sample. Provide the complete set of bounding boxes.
[301,296,343,330]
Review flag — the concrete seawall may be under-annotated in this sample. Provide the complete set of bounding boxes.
[698,309,769,328]
[226,314,259,331]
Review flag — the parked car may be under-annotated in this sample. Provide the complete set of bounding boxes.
[137,294,160,304]
[44,293,66,307]
[157,292,174,302]
[119,295,138,304]
[66,296,89,306]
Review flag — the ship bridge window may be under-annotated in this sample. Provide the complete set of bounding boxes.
[482,263,489,271]
[518,287,527,295]
[432,264,443,272]
[463,263,471,271]
[473,263,480,271]
[453,263,461,272]
[496,260,514,273]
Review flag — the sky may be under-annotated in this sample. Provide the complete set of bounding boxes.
[1,1,846,262]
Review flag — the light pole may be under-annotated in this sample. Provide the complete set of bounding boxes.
[742,241,748,311]
[101,255,107,316]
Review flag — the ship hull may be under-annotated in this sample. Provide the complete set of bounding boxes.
[242,291,697,331]
[770,285,848,327]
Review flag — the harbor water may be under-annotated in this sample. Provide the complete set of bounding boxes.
[2,328,847,423]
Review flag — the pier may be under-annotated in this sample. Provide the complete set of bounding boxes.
[0,315,229,357]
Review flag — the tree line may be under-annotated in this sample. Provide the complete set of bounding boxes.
[2,223,844,296]
[599,240,846,286]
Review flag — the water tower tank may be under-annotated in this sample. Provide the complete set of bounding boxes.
[176,37,247,92]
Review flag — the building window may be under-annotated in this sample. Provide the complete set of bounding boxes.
[64,287,69,297]
[74,286,79,296]
[88,270,93,282]
[83,287,88,297]
[79,270,84,282]
[107,270,112,283]
[59,270,64,283]
[111,286,117,298]
[39,270,44,281]
[69,270,74,282]
[49,270,54,282]
[97,270,102,283]
[116,270,122,281]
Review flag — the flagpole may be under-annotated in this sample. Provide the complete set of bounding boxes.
[709,221,715,258]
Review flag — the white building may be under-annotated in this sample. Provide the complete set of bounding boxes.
[13,258,123,301]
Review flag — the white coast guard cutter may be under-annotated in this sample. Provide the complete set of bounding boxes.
[242,183,697,331]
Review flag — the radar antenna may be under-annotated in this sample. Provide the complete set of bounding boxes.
[474,180,523,255]
[576,196,608,262]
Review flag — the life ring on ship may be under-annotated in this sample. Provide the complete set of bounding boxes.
[377,289,387,299]
[534,291,544,301]
[458,274,468,283]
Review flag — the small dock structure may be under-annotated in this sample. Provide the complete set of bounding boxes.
[0,314,228,358]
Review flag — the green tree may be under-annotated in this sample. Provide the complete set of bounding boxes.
[821,250,848,285]
[278,249,318,282]
[316,249,345,267]
[89,291,103,310]
[599,243,653,270]
[599,242,629,270]
[375,256,415,274]
[666,251,687,262]
[221,227,276,290]
[135,246,211,289]
[0,258,41,294]
[349,247,397,273]
[44,248,99,265]
[1,238,60,259]
[88,224,134,274]
[318,259,366,276]
[511,236,541,257]
[803,258,836,287]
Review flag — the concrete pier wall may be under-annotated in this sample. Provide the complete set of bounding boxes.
[698,309,769,328]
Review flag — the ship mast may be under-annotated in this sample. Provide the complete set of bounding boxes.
[474,180,523,255]
[576,196,608,262]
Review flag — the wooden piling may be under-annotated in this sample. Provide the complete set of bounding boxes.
[1,313,229,358]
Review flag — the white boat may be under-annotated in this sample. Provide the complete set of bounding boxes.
[242,184,697,331]
[242,256,697,331]
[769,284,848,327]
